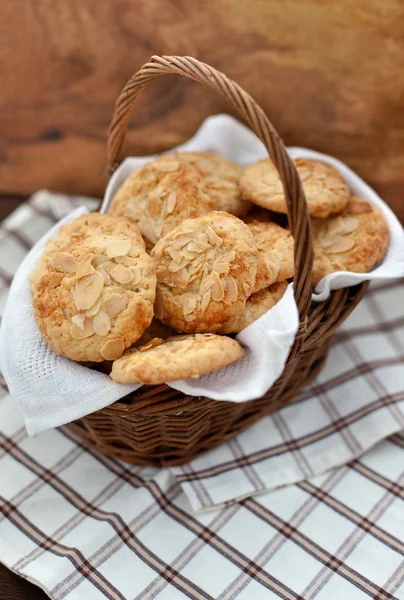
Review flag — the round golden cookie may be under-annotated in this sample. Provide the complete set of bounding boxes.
[247,220,294,293]
[218,281,288,334]
[151,211,259,333]
[240,158,350,218]
[312,197,389,285]
[30,213,145,285]
[109,161,212,247]
[110,334,244,384]
[33,233,156,362]
[155,152,251,216]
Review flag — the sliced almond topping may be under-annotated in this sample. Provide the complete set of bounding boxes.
[103,293,128,316]
[71,313,86,330]
[172,235,193,249]
[213,261,230,274]
[200,275,213,296]
[183,296,197,315]
[168,258,189,272]
[313,165,327,180]
[130,265,141,286]
[188,259,203,276]
[52,252,79,273]
[243,283,251,297]
[85,296,103,318]
[144,168,156,182]
[74,272,104,311]
[217,251,236,263]
[211,272,225,302]
[340,217,358,234]
[110,264,133,284]
[106,239,131,259]
[165,192,177,215]
[141,222,159,245]
[154,291,164,319]
[297,167,311,181]
[96,264,111,285]
[327,237,355,253]
[187,241,206,253]
[167,246,183,263]
[140,338,163,351]
[222,276,238,305]
[200,289,211,312]
[155,160,180,172]
[76,254,95,279]
[184,314,196,322]
[327,217,345,237]
[206,226,223,247]
[346,198,372,214]
[170,269,190,289]
[93,309,111,337]
[100,338,124,360]
[70,319,95,340]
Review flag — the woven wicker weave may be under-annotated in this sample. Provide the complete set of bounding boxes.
[65,55,369,466]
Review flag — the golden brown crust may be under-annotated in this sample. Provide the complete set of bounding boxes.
[218,281,288,334]
[151,211,258,333]
[247,220,294,292]
[110,333,244,384]
[240,158,350,218]
[312,197,389,285]
[156,152,251,216]
[33,234,156,362]
[109,161,212,247]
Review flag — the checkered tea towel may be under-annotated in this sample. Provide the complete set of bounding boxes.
[0,194,403,599]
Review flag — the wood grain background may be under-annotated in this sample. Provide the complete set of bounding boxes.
[1,0,404,220]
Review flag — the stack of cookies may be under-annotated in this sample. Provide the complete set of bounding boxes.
[31,152,389,386]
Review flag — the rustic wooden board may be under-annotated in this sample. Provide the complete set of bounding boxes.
[1,0,404,222]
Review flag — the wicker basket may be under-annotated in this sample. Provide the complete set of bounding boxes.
[64,55,369,466]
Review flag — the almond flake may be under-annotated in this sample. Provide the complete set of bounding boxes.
[74,272,104,311]
[52,252,79,273]
[85,297,103,317]
[140,338,163,351]
[106,239,131,259]
[340,217,358,234]
[100,338,124,360]
[211,272,225,302]
[168,258,189,272]
[200,289,211,312]
[327,237,355,254]
[172,235,193,249]
[170,270,190,289]
[130,265,141,285]
[217,251,236,263]
[347,199,372,214]
[213,261,230,274]
[96,264,112,285]
[187,241,206,253]
[70,319,95,340]
[183,296,197,315]
[110,264,133,284]
[167,246,183,262]
[71,313,86,330]
[144,169,156,182]
[325,177,344,190]
[93,309,111,336]
[155,160,180,172]
[223,276,238,305]
[165,192,177,215]
[181,249,199,261]
[76,254,95,279]
[199,275,213,296]
[327,217,345,237]
[103,293,128,316]
[184,315,196,322]
[188,259,203,276]
[206,226,223,247]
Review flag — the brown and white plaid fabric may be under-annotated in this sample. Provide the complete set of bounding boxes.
[0,192,403,599]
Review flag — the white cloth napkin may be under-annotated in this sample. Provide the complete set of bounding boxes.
[1,115,403,436]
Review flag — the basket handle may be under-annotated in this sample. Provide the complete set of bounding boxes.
[107,55,313,321]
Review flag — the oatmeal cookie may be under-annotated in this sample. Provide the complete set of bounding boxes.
[110,333,244,384]
[33,233,156,361]
[240,158,349,218]
[109,161,212,247]
[156,152,251,216]
[218,281,288,334]
[312,197,389,285]
[247,220,294,293]
[151,211,258,333]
